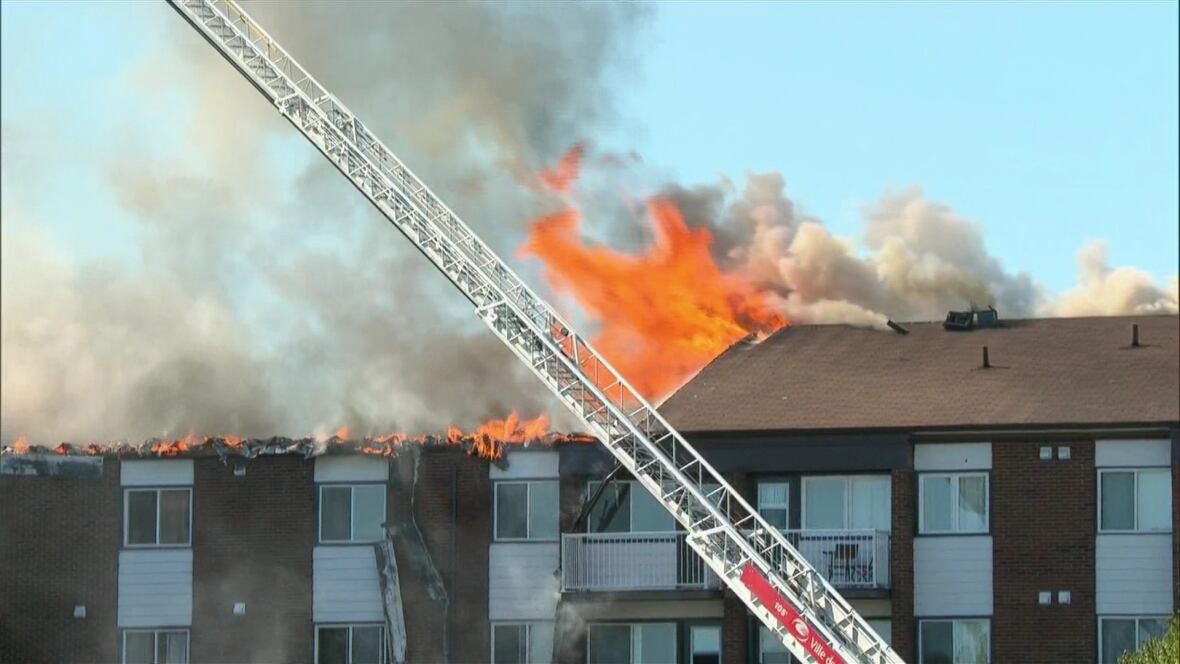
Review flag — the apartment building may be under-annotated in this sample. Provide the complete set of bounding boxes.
[2,314,1177,664]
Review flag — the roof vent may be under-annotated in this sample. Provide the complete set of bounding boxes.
[943,310,974,330]
[974,306,999,329]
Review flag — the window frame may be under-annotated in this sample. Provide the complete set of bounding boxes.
[121,628,191,664]
[490,621,555,664]
[757,481,790,530]
[687,622,722,664]
[317,482,388,544]
[313,622,386,664]
[584,480,675,534]
[1098,616,1171,664]
[800,474,892,531]
[494,480,559,542]
[1097,468,1173,533]
[585,621,678,664]
[123,487,193,548]
[917,618,992,664]
[918,472,990,535]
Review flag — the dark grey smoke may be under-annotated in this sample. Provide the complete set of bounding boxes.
[0,1,647,443]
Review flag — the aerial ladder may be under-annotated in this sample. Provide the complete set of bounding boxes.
[166,3,904,663]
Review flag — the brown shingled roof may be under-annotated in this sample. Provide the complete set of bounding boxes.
[659,315,1180,434]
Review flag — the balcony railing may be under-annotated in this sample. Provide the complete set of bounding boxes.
[783,529,891,589]
[560,529,890,592]
[560,532,720,592]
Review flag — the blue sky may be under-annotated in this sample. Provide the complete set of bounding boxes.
[3,0,1177,292]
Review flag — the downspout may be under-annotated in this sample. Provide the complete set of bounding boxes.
[448,465,458,663]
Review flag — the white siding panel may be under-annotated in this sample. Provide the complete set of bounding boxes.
[491,451,559,480]
[121,460,193,486]
[314,456,389,483]
[1095,440,1170,467]
[118,549,193,627]
[914,443,992,471]
[314,546,384,622]
[914,536,993,616]
[1096,534,1174,614]
[489,543,559,620]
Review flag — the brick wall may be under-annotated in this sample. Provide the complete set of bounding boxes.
[394,447,491,664]
[889,469,915,662]
[992,440,1096,663]
[0,460,120,663]
[191,456,314,663]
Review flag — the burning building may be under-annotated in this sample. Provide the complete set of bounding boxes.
[2,314,1178,664]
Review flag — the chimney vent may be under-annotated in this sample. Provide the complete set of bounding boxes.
[982,346,991,368]
[1132,324,1140,347]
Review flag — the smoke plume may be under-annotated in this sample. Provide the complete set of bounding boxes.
[1,1,645,443]
[660,173,1175,327]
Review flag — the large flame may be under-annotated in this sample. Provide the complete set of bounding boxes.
[521,152,787,399]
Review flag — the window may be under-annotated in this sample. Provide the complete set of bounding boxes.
[802,476,891,531]
[586,481,674,533]
[918,619,990,664]
[1099,616,1169,663]
[1098,469,1172,532]
[125,489,191,547]
[316,624,385,664]
[122,629,189,664]
[587,623,676,664]
[758,626,791,664]
[492,622,553,664]
[319,484,386,543]
[495,481,558,541]
[919,473,988,534]
[690,625,721,664]
[758,483,789,529]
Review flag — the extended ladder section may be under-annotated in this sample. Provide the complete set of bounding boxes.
[166,2,904,662]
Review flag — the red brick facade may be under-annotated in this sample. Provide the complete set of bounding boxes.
[394,447,492,664]
[992,440,1097,663]
[890,468,916,663]
[191,456,315,663]
[0,460,120,663]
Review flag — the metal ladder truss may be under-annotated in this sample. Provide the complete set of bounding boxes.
[166,2,903,662]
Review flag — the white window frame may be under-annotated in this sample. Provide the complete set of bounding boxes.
[918,472,989,534]
[757,481,790,530]
[314,623,386,664]
[317,483,388,544]
[494,480,559,542]
[121,628,190,664]
[1098,615,1171,663]
[801,475,891,531]
[917,618,991,664]
[123,488,193,548]
[585,481,675,534]
[586,622,677,664]
[490,621,554,664]
[1097,468,1173,533]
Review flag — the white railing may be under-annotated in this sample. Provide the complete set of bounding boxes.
[562,530,890,592]
[561,532,720,592]
[783,529,891,589]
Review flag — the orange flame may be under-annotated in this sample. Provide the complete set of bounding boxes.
[6,414,594,462]
[539,143,584,195]
[520,182,786,399]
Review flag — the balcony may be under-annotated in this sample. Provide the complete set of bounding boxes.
[560,530,890,592]
[560,532,720,592]
[784,529,891,589]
